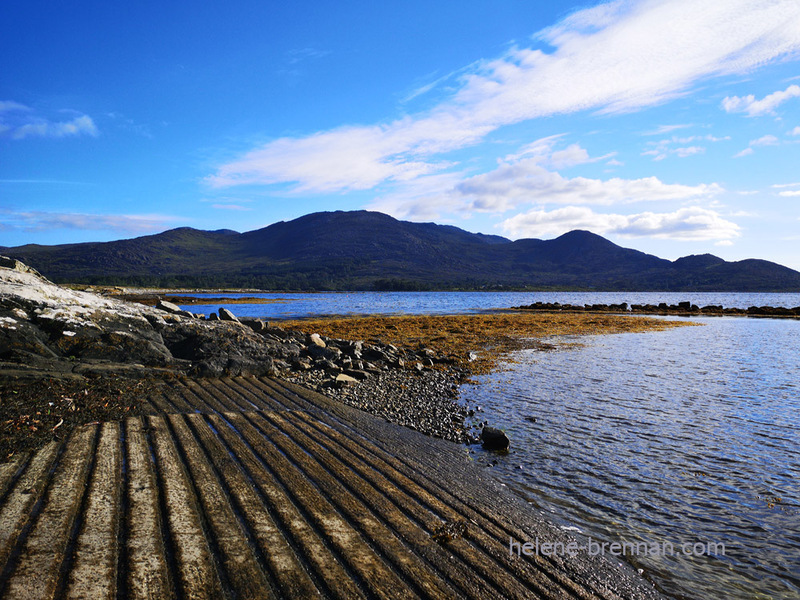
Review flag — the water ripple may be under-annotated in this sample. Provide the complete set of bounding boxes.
[462,316,800,600]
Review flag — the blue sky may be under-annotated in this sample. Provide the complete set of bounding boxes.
[2,0,800,270]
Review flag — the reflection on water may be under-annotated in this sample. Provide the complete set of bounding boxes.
[461,317,800,600]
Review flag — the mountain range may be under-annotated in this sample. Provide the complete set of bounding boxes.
[3,210,799,291]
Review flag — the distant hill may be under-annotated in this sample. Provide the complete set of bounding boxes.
[4,210,800,291]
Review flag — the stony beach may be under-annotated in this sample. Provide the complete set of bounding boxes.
[0,257,682,598]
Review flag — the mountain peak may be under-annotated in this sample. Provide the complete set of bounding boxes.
[2,211,798,291]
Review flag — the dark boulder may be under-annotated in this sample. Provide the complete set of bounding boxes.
[481,426,510,451]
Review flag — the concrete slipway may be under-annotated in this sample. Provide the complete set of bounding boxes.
[0,376,665,599]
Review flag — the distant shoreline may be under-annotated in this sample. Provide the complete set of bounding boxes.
[104,287,800,319]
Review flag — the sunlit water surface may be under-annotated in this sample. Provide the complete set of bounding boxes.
[177,290,800,319]
[461,317,800,600]
[179,292,800,599]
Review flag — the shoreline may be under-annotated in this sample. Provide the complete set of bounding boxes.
[0,375,670,599]
[1,311,692,459]
[2,261,679,597]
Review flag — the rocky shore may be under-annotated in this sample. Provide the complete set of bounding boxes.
[515,300,800,317]
[0,257,679,598]
[1,255,687,454]
[0,257,482,450]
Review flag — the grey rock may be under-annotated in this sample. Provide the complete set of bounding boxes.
[343,369,370,380]
[308,345,342,361]
[246,319,268,332]
[218,307,240,323]
[308,333,326,348]
[315,358,340,373]
[0,256,47,279]
[156,300,183,314]
[335,373,358,387]
[292,358,312,371]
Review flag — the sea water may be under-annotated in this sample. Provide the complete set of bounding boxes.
[178,290,800,319]
[461,317,800,600]
[179,291,800,599]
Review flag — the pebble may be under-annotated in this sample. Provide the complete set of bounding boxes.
[288,367,477,443]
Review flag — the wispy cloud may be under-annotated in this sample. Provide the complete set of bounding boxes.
[778,190,800,197]
[208,0,800,193]
[500,206,740,241]
[452,158,721,214]
[751,134,780,146]
[0,179,92,186]
[0,210,178,233]
[734,133,781,157]
[370,138,722,220]
[211,204,252,211]
[0,101,31,113]
[286,48,331,64]
[790,126,800,135]
[643,124,693,136]
[642,134,729,161]
[722,84,800,116]
[0,101,99,140]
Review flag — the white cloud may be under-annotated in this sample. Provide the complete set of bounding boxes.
[791,126,800,135]
[0,100,31,113]
[500,206,740,241]
[208,0,800,193]
[643,124,693,136]
[751,134,780,146]
[643,133,728,160]
[772,182,800,188]
[454,158,721,213]
[722,84,800,116]
[734,133,781,157]
[1,210,178,233]
[502,135,603,169]
[0,102,99,140]
[778,190,800,197]
[12,115,98,140]
[370,140,723,220]
[674,146,705,157]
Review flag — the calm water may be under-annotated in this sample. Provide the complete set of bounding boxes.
[179,291,800,599]
[178,290,800,320]
[462,318,800,600]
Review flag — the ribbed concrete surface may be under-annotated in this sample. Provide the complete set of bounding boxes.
[0,377,665,599]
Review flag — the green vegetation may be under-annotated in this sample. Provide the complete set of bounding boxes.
[5,210,800,291]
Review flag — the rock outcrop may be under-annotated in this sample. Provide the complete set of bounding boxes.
[0,256,456,383]
[0,257,282,378]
